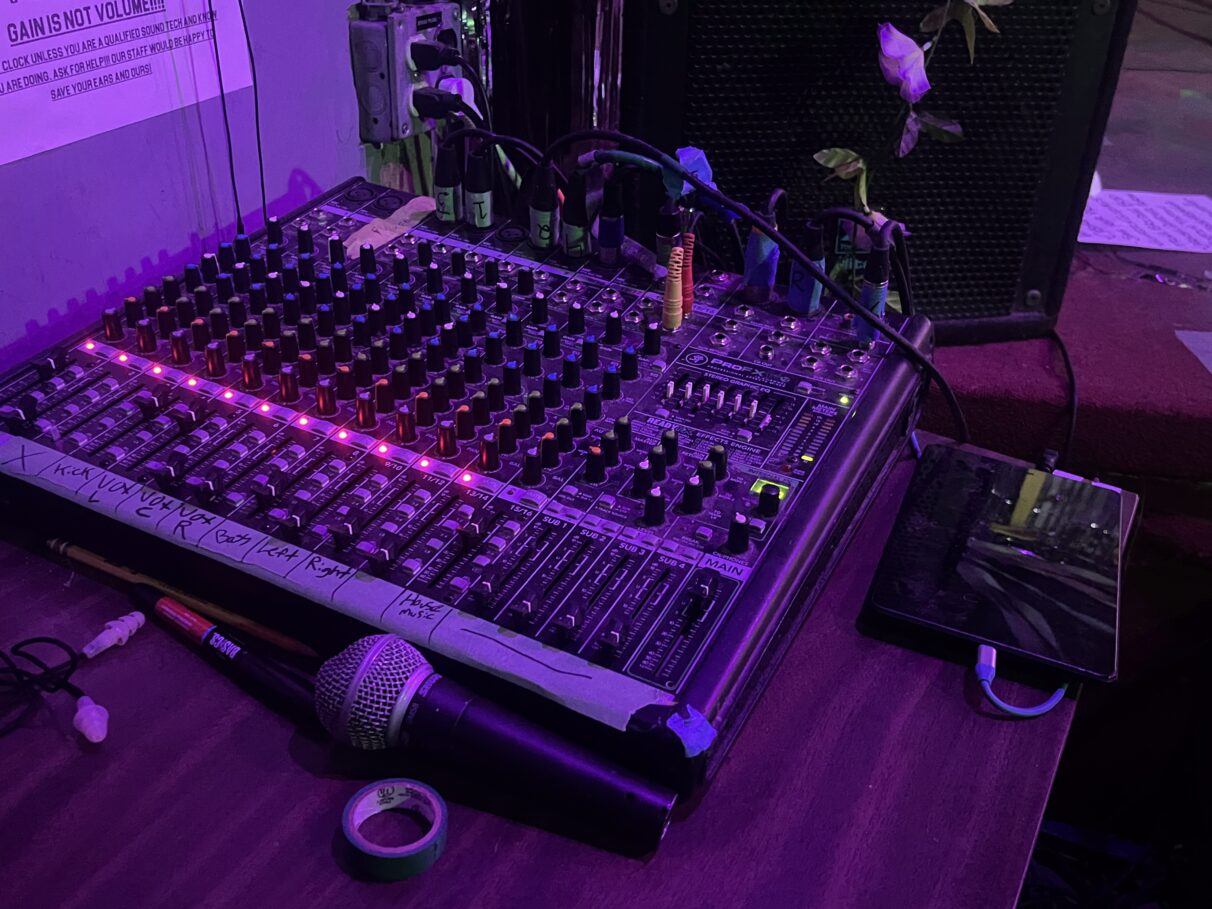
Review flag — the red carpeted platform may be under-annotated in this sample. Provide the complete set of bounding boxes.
[921,255,1212,481]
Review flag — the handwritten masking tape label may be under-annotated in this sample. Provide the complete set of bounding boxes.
[0,435,675,730]
[343,196,437,255]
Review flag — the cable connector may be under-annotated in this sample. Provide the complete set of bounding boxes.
[975,644,997,683]
[410,38,461,72]
[73,696,109,743]
[82,611,145,659]
[974,644,1068,719]
[410,87,465,120]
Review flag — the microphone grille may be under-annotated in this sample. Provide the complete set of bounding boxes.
[315,634,430,750]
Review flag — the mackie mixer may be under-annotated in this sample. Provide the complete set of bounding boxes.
[0,179,930,792]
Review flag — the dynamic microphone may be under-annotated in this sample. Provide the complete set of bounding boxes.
[315,634,677,851]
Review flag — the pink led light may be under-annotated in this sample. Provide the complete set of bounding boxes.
[419,458,431,468]
[377,444,388,454]
[84,341,96,350]
[152,366,163,375]
[117,353,129,362]
[337,430,349,440]
[186,378,198,387]
[259,403,270,413]
[461,472,473,483]
[223,390,234,399]
[297,416,309,426]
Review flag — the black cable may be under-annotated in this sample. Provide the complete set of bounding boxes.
[439,127,568,189]
[1048,329,1079,467]
[206,0,243,235]
[455,100,487,130]
[0,637,83,738]
[544,128,969,443]
[236,0,267,225]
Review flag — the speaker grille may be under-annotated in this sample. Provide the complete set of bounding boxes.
[681,0,1082,323]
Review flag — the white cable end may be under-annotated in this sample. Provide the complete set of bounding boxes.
[73,697,109,743]
[82,611,145,659]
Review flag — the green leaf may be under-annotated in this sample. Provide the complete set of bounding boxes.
[918,110,964,142]
[855,168,870,213]
[897,113,921,158]
[920,4,950,32]
[834,159,866,180]
[813,148,862,170]
[965,0,1000,32]
[958,6,977,62]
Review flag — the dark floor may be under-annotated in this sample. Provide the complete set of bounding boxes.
[1017,5,1212,904]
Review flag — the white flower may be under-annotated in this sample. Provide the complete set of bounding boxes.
[877,23,931,104]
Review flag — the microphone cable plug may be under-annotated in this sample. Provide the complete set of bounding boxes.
[72,696,109,743]
[81,611,145,659]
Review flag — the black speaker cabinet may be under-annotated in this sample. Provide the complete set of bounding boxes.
[622,0,1137,344]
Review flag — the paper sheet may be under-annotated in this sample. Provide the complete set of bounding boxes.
[1176,330,1212,378]
[1079,190,1212,254]
[0,1,251,166]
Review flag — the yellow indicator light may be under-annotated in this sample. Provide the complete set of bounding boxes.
[750,479,790,500]
[839,395,851,406]
[800,454,815,463]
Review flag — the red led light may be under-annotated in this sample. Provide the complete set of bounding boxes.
[151,365,163,375]
[461,472,472,482]
[259,403,270,413]
[337,430,349,440]
[297,416,309,426]
[419,458,431,468]
[223,390,234,400]
[377,444,388,454]
[186,378,198,387]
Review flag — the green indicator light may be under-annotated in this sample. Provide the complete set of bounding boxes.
[750,479,790,500]
[839,395,852,406]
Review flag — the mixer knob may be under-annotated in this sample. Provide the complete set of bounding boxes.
[455,314,473,348]
[414,391,435,426]
[241,353,263,390]
[484,258,499,285]
[298,252,315,282]
[511,403,531,439]
[417,239,433,268]
[585,446,606,483]
[426,337,445,373]
[555,418,574,453]
[437,421,458,457]
[614,415,632,452]
[485,331,504,365]
[244,318,265,351]
[470,391,490,426]
[648,444,667,482]
[758,482,781,517]
[583,385,602,420]
[604,310,623,345]
[526,390,545,427]
[392,250,410,283]
[136,319,158,353]
[201,252,221,282]
[316,379,338,416]
[569,402,587,437]
[469,303,487,334]
[190,318,210,351]
[518,267,535,295]
[505,314,524,347]
[726,513,750,554]
[567,302,586,335]
[495,281,512,315]
[232,262,251,294]
[102,308,125,342]
[502,360,523,397]
[522,448,543,486]
[540,432,560,468]
[459,271,477,305]
[335,365,357,400]
[601,431,620,467]
[356,392,378,430]
[327,233,345,265]
[407,351,427,387]
[498,418,518,454]
[218,242,237,272]
[631,460,653,497]
[262,341,282,375]
[279,366,300,403]
[298,353,319,387]
[543,373,562,408]
[523,342,542,377]
[369,339,389,374]
[395,405,417,443]
[446,364,466,399]
[562,354,581,389]
[708,443,729,480]
[602,365,621,400]
[644,488,666,527]
[581,334,599,369]
[530,291,548,325]
[696,459,717,497]
[463,348,484,384]
[661,428,679,464]
[643,322,662,356]
[170,330,192,365]
[205,342,226,377]
[486,378,505,412]
[123,295,143,327]
[430,376,450,412]
[417,301,435,335]
[543,323,561,358]
[425,262,443,295]
[359,243,376,276]
[680,475,704,514]
[455,404,474,440]
[479,435,501,472]
[440,322,460,359]
[620,346,639,381]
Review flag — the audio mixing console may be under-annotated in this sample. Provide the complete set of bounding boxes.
[0,179,931,789]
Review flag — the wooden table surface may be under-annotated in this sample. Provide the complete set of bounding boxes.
[0,454,1074,909]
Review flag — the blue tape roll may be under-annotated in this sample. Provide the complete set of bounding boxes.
[342,779,448,880]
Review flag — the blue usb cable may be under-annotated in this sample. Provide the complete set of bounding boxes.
[975,645,1069,718]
